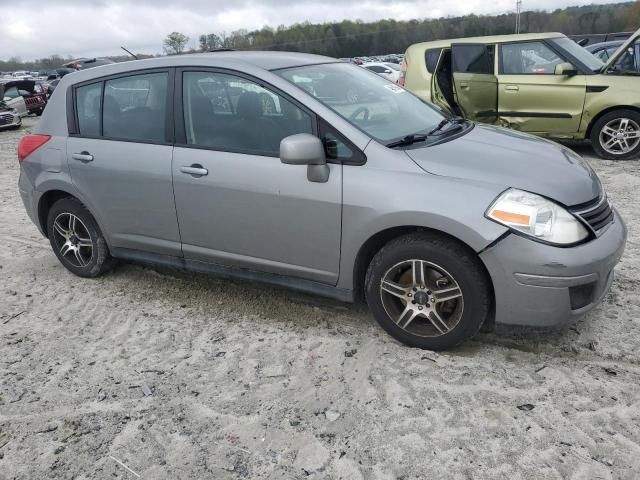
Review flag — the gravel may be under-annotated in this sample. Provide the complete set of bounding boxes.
[1,117,640,479]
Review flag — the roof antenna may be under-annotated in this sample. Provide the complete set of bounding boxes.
[121,46,138,60]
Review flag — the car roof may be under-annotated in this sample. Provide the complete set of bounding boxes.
[61,51,339,85]
[586,40,624,51]
[408,32,565,50]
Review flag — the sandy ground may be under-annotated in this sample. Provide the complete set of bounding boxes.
[1,117,640,480]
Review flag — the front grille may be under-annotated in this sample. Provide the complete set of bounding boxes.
[570,195,614,233]
[0,113,13,125]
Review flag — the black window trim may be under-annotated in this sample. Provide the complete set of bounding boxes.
[174,66,366,164]
[497,38,594,76]
[68,67,175,146]
[317,118,366,166]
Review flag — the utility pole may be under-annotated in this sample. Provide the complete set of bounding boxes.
[515,0,523,34]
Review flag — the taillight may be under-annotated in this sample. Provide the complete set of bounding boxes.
[398,59,408,86]
[18,134,51,162]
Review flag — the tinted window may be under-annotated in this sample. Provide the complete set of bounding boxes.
[76,82,102,137]
[502,42,563,74]
[103,72,168,142]
[425,48,442,73]
[366,66,386,73]
[183,71,313,156]
[452,44,493,74]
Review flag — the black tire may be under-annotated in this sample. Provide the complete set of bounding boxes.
[46,197,115,278]
[590,109,640,160]
[365,232,491,350]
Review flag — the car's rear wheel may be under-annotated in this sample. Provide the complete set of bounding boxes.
[46,198,115,278]
[365,233,490,350]
[591,109,640,160]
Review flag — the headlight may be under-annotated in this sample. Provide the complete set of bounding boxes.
[486,188,589,245]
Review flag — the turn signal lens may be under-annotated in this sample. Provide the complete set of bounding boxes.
[487,189,589,245]
[18,134,50,162]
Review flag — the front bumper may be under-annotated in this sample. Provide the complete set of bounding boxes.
[480,208,627,328]
[0,112,21,129]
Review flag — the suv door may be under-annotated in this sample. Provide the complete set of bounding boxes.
[67,70,182,256]
[497,40,586,134]
[172,69,342,284]
[451,43,498,122]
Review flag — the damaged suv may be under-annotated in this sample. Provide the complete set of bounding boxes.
[401,29,640,159]
[18,52,626,350]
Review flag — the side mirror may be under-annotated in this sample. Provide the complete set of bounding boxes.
[280,133,329,183]
[555,62,578,76]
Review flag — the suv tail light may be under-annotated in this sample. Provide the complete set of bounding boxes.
[398,58,408,86]
[18,134,51,162]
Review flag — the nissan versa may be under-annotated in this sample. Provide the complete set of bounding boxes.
[401,29,640,160]
[17,52,627,350]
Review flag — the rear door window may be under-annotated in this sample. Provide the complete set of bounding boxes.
[76,82,102,137]
[103,72,168,142]
[452,44,494,74]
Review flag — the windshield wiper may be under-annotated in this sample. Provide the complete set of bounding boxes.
[386,117,468,148]
[385,134,429,148]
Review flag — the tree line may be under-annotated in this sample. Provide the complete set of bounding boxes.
[3,1,640,72]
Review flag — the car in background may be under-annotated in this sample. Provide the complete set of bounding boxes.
[587,40,639,73]
[0,80,47,116]
[362,62,400,83]
[63,58,115,70]
[570,31,632,47]
[402,29,640,159]
[0,100,21,130]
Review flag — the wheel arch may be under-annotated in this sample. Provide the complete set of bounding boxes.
[351,225,495,321]
[586,105,640,138]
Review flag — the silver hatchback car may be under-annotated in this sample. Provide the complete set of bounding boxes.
[18,52,627,350]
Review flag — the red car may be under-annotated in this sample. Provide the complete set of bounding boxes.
[1,80,48,116]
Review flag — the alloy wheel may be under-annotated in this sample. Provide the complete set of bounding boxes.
[52,213,94,268]
[599,117,640,155]
[379,259,464,338]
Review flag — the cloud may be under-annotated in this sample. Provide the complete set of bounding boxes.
[0,0,624,60]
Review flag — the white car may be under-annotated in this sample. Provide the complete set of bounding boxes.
[361,62,400,83]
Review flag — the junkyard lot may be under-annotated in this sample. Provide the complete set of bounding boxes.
[1,117,640,479]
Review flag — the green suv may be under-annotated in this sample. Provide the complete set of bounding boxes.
[401,29,640,159]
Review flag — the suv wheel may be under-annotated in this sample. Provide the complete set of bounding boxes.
[46,198,115,278]
[365,233,490,350]
[591,109,640,160]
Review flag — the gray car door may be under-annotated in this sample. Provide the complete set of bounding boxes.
[172,70,342,284]
[66,70,182,256]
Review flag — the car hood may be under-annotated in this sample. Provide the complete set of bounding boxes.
[405,124,601,207]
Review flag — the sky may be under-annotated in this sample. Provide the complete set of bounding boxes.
[0,0,626,61]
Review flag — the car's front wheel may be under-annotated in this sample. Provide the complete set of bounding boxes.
[365,233,490,350]
[591,109,640,160]
[46,197,115,278]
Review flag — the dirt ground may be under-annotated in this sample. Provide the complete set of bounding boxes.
[1,117,639,480]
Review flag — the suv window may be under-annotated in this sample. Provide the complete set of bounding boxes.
[182,71,313,156]
[76,82,102,137]
[366,66,386,73]
[103,72,168,142]
[501,41,563,74]
[425,48,442,73]
[452,44,494,74]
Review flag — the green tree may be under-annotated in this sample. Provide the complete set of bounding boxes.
[163,32,189,55]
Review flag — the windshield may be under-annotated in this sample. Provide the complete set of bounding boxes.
[276,62,446,143]
[550,37,604,72]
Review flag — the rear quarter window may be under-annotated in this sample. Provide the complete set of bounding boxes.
[76,82,102,137]
[425,48,442,73]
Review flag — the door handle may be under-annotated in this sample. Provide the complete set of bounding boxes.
[504,85,519,91]
[459,82,469,89]
[72,151,94,162]
[180,164,208,176]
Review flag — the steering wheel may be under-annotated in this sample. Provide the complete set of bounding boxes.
[349,106,370,122]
